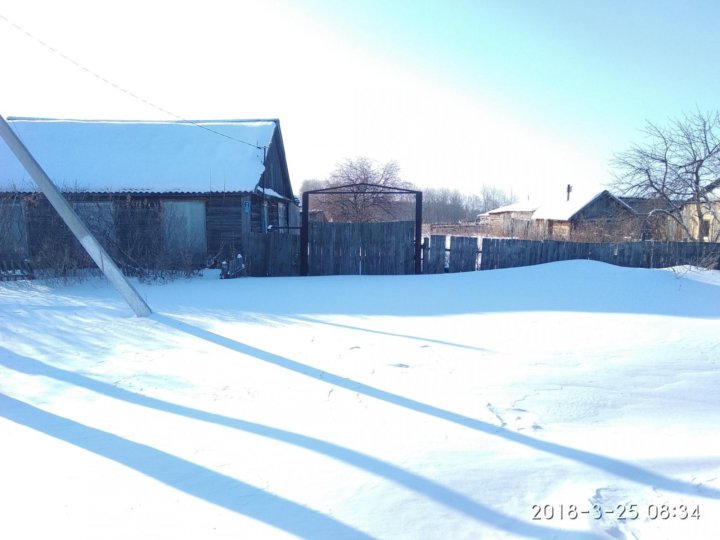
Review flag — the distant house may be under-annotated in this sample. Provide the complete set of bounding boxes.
[0,117,299,271]
[476,200,539,237]
[618,197,684,240]
[482,189,640,240]
[679,183,720,242]
[531,190,637,240]
[618,186,720,242]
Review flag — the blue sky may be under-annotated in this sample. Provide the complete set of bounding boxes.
[307,0,719,142]
[1,0,719,201]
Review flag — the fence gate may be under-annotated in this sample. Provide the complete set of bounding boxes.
[306,221,415,276]
[300,182,423,276]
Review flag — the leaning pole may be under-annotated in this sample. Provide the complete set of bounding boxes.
[0,115,152,317]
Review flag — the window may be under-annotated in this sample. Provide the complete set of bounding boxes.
[700,217,711,241]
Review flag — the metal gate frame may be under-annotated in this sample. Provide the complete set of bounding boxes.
[300,182,423,276]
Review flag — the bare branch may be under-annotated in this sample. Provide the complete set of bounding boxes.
[611,110,720,242]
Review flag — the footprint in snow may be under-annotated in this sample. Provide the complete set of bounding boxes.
[486,403,543,431]
[588,487,642,540]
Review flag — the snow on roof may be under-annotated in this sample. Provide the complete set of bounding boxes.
[256,186,287,200]
[532,190,629,221]
[486,200,540,215]
[0,117,277,193]
[705,180,720,201]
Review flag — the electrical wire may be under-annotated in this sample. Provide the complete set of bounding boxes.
[0,12,266,150]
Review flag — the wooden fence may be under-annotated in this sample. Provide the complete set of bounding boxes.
[237,232,300,277]
[308,221,415,276]
[480,238,720,270]
[422,235,479,273]
[238,229,481,278]
[449,236,479,272]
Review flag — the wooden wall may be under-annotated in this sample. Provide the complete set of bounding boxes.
[205,195,245,258]
[1,192,296,272]
[0,199,29,259]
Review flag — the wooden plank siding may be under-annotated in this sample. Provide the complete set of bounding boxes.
[0,199,30,259]
[480,238,720,270]
[362,221,414,275]
[449,236,478,272]
[205,196,245,259]
[424,235,447,274]
[1,192,294,273]
[307,221,415,276]
[308,222,361,275]
[241,232,300,277]
[23,196,93,269]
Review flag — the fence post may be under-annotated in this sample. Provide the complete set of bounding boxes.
[414,191,423,274]
[300,191,309,276]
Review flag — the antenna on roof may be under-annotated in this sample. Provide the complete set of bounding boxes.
[567,184,572,201]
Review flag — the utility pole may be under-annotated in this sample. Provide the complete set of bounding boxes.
[0,115,152,316]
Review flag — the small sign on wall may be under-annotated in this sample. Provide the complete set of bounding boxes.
[243,200,251,214]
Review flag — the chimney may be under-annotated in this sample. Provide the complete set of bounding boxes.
[566,184,572,201]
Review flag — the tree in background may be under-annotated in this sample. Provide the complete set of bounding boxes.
[422,188,466,223]
[422,185,515,223]
[612,110,720,241]
[299,158,516,224]
[300,157,414,222]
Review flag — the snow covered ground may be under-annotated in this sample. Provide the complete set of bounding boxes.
[1,261,719,539]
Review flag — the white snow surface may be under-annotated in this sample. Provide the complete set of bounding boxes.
[0,118,276,193]
[1,261,719,539]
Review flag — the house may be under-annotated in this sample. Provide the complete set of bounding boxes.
[618,196,684,240]
[531,190,637,240]
[679,182,720,242]
[618,182,720,242]
[0,117,299,272]
[482,189,641,241]
[476,200,539,237]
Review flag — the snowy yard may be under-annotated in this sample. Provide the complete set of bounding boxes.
[1,261,719,539]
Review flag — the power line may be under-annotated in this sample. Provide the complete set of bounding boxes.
[0,12,265,150]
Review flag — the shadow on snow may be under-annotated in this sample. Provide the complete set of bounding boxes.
[151,315,720,501]
[0,348,593,540]
[0,393,372,540]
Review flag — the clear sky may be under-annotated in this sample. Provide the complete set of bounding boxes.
[1,0,718,201]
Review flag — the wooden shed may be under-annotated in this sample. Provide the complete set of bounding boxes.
[477,200,540,237]
[531,190,637,240]
[0,117,299,272]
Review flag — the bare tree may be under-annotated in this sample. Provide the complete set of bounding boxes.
[478,184,516,214]
[612,111,720,241]
[298,179,326,195]
[422,188,466,223]
[305,157,415,222]
[422,185,515,224]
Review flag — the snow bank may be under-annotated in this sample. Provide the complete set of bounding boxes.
[1,261,719,539]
